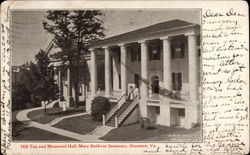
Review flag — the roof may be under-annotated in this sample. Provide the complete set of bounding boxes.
[89,19,199,48]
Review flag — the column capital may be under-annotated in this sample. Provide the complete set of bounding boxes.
[103,46,109,49]
[160,36,170,40]
[185,31,198,37]
[118,43,127,47]
[138,40,149,44]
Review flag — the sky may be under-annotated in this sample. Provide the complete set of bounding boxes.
[11,10,200,66]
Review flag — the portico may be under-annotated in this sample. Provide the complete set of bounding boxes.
[86,19,200,129]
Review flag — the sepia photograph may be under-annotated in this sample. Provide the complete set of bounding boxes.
[1,0,249,155]
[11,9,202,142]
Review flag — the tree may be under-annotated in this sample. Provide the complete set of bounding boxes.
[34,49,58,112]
[43,10,105,107]
[12,62,40,110]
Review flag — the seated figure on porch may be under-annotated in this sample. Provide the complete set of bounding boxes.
[128,86,139,100]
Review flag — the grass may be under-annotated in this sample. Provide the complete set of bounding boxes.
[53,115,102,135]
[12,110,29,138]
[100,123,201,142]
[12,127,77,141]
[27,106,86,124]
[12,109,77,141]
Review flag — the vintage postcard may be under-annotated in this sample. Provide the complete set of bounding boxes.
[1,0,249,154]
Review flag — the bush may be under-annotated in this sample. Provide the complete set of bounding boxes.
[91,96,111,121]
[140,117,150,129]
[59,96,65,101]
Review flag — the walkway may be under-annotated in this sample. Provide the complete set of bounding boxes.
[16,105,113,142]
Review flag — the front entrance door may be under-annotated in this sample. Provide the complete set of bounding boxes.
[134,74,140,88]
[172,72,182,91]
[151,76,159,93]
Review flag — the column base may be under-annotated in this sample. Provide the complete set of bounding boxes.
[158,99,170,126]
[86,96,95,114]
[139,99,148,118]
[184,102,200,129]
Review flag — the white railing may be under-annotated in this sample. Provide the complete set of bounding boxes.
[103,93,127,125]
[118,95,139,125]
[103,87,139,126]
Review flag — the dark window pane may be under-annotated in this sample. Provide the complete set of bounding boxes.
[172,42,185,59]
[178,109,185,116]
[155,106,160,114]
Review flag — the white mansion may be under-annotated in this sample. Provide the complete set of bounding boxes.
[47,19,201,129]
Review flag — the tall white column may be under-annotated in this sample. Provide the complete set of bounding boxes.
[120,44,127,95]
[161,37,172,91]
[58,67,62,96]
[104,47,111,97]
[139,40,149,118]
[140,40,149,99]
[90,48,97,97]
[160,37,171,127]
[185,33,199,129]
[187,34,198,101]
[67,66,72,97]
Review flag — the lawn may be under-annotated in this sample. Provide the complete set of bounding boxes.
[27,106,86,124]
[100,123,201,142]
[53,115,102,135]
[13,127,77,141]
[12,109,77,141]
[12,110,29,138]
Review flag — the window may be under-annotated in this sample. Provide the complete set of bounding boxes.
[130,47,141,62]
[197,35,201,57]
[171,42,185,59]
[178,109,185,116]
[134,74,140,88]
[151,75,160,94]
[118,74,121,89]
[79,86,82,96]
[149,44,160,60]
[155,106,160,114]
[197,47,201,57]
[172,72,182,91]
[196,35,200,46]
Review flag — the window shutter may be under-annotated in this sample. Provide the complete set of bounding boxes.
[172,73,176,90]
[177,73,182,90]
[171,45,175,59]
[181,42,185,58]
[139,49,141,61]
[148,46,152,60]
[131,47,134,62]
[118,74,121,89]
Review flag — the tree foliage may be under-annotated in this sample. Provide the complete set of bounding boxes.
[12,51,58,111]
[43,10,105,107]
[34,49,58,101]
[91,96,111,121]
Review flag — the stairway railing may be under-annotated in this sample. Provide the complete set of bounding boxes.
[103,93,127,125]
[117,95,139,126]
[103,87,139,126]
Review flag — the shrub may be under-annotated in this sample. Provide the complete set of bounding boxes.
[140,117,150,129]
[192,122,200,128]
[91,96,111,121]
[69,97,74,107]
[59,96,65,101]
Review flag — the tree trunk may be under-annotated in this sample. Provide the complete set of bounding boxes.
[68,61,73,107]
[74,66,79,108]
